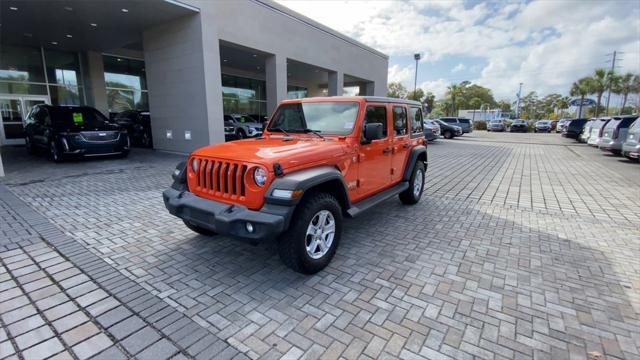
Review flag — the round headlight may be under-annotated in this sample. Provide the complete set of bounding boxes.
[191,159,199,172]
[253,167,267,187]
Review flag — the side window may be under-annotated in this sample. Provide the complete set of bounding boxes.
[409,107,423,135]
[442,118,456,124]
[33,108,46,125]
[363,106,387,138]
[392,106,407,136]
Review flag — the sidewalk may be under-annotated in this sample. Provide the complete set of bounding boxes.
[0,185,246,360]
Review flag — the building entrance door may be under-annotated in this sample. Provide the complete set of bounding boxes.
[0,96,49,146]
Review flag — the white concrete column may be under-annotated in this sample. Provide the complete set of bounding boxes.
[328,71,344,96]
[0,150,4,177]
[82,51,108,115]
[265,54,287,115]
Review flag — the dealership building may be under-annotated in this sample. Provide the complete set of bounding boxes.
[0,0,388,156]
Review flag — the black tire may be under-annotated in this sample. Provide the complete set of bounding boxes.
[183,220,217,236]
[399,162,425,205]
[25,136,35,154]
[141,132,153,148]
[443,131,453,139]
[278,192,342,274]
[49,140,63,163]
[237,130,246,139]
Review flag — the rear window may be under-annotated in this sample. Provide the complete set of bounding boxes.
[605,120,621,129]
[441,118,456,124]
[50,107,110,129]
[630,120,640,130]
[618,117,637,128]
[458,118,470,124]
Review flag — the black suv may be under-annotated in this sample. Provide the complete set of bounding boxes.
[562,118,589,139]
[113,110,152,148]
[24,105,129,162]
[435,119,463,139]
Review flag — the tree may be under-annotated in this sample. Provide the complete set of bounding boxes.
[554,96,570,119]
[497,100,511,113]
[387,82,408,99]
[446,84,462,116]
[613,73,637,115]
[423,92,435,113]
[570,77,592,118]
[588,68,610,117]
[407,88,425,102]
[468,97,482,110]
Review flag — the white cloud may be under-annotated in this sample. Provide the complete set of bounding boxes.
[277,0,640,100]
[419,79,449,98]
[388,64,414,84]
[451,63,466,73]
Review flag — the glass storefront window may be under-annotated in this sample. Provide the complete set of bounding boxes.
[49,85,83,106]
[0,82,48,95]
[44,50,80,87]
[0,45,46,83]
[106,89,148,113]
[103,55,148,113]
[221,74,267,117]
[287,85,307,99]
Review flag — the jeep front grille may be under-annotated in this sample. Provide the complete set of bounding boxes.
[193,158,248,197]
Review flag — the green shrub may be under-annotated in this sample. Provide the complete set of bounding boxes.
[474,121,487,130]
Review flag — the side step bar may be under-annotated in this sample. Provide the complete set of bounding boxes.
[347,182,409,218]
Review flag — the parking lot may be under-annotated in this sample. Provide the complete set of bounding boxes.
[1,131,639,359]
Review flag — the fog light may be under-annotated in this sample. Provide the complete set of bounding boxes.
[245,222,254,233]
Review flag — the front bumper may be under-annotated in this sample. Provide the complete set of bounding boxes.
[163,188,286,241]
[61,134,129,157]
[599,140,622,152]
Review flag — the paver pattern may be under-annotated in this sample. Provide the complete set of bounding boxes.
[1,132,639,359]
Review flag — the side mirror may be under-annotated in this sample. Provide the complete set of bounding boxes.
[363,123,383,143]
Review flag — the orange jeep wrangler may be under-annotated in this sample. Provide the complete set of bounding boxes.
[164,97,427,274]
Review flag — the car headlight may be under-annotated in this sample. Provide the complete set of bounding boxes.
[191,158,199,172]
[254,167,267,186]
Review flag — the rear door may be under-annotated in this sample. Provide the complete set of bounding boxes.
[391,105,410,183]
[357,103,392,198]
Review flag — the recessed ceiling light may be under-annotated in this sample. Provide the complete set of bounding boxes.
[252,54,257,57]
[256,66,260,69]
[64,6,73,11]
[66,34,72,38]
[23,33,33,37]
[9,6,18,10]
[121,8,128,12]
[117,58,122,62]
[90,23,98,27]
[223,59,228,62]
[51,41,58,45]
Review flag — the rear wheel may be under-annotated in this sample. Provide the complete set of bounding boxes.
[399,162,425,205]
[278,192,342,274]
[443,131,453,139]
[183,220,217,236]
[237,130,246,139]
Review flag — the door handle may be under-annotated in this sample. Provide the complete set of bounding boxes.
[383,147,392,154]
[402,143,410,149]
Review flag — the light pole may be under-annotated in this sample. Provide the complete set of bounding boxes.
[515,82,523,118]
[413,53,421,93]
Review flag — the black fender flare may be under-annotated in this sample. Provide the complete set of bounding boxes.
[264,166,350,207]
[402,145,428,181]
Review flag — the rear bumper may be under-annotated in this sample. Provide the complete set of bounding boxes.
[622,143,640,158]
[163,188,287,241]
[599,140,622,152]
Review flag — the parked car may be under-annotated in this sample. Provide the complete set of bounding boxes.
[24,105,129,162]
[224,114,263,139]
[423,119,440,141]
[622,118,640,160]
[587,118,612,146]
[578,119,592,143]
[562,118,589,139]
[556,119,571,133]
[534,120,552,133]
[510,119,528,132]
[224,120,238,141]
[435,119,462,139]
[439,117,473,133]
[487,119,505,132]
[598,115,639,155]
[164,97,427,274]
[113,110,152,148]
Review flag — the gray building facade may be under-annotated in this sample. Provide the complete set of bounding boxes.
[0,0,388,155]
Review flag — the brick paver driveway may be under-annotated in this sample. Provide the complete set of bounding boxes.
[1,132,639,359]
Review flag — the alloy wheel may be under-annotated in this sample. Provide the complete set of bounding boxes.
[305,210,336,259]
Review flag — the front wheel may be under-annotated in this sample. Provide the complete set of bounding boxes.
[278,192,342,274]
[183,220,217,236]
[443,131,453,139]
[49,140,63,162]
[399,162,425,205]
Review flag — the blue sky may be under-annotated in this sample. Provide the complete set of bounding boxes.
[277,0,640,105]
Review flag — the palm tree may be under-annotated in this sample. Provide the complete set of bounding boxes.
[555,96,570,119]
[446,84,461,116]
[589,69,609,117]
[570,77,592,118]
[613,73,635,115]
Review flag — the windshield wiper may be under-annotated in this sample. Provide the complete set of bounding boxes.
[269,127,291,137]
[303,129,325,140]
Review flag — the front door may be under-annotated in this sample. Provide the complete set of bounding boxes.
[0,96,49,146]
[357,104,392,198]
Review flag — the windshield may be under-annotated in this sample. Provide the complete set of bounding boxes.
[50,107,110,129]
[268,102,359,135]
